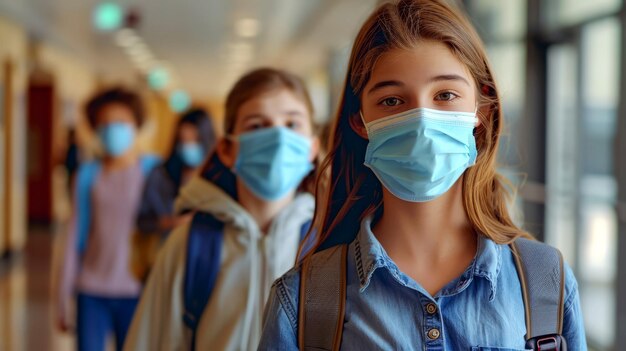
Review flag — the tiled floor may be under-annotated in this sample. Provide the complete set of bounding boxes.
[0,226,74,351]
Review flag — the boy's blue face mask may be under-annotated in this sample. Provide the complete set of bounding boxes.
[97,122,136,157]
[362,107,478,202]
[231,127,313,201]
[178,142,205,167]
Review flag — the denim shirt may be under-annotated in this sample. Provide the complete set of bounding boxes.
[258,216,587,350]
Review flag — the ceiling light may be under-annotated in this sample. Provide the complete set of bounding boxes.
[169,90,191,113]
[93,2,124,32]
[235,18,260,38]
[131,54,154,68]
[128,45,151,60]
[147,67,169,90]
[115,28,139,47]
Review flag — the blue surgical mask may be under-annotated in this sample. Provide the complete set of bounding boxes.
[232,127,313,201]
[178,142,205,167]
[363,107,478,202]
[97,122,136,157]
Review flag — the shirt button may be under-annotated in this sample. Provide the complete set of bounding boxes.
[425,303,437,315]
[427,328,441,340]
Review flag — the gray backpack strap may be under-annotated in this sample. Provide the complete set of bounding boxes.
[298,244,348,351]
[511,238,567,350]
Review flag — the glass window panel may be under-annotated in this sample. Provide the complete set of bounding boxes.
[545,43,578,265]
[543,0,621,27]
[578,18,620,350]
[486,43,526,167]
[467,0,527,40]
[465,2,528,228]
[584,19,620,109]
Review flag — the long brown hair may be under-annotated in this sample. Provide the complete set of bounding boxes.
[201,67,318,198]
[308,0,531,254]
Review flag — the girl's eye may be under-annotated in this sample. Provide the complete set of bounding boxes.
[286,120,301,129]
[246,122,264,130]
[380,97,403,107]
[435,92,459,101]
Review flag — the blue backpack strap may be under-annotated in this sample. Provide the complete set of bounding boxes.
[183,212,225,350]
[75,161,102,254]
[297,219,316,261]
[300,219,312,242]
[511,238,567,351]
[139,154,161,175]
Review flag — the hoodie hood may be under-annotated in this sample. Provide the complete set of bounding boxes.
[175,176,314,235]
[128,176,315,351]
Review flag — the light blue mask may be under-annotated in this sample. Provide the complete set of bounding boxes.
[97,122,136,157]
[363,107,478,202]
[232,127,313,201]
[178,142,205,167]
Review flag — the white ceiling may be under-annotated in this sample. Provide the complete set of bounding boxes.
[0,0,378,99]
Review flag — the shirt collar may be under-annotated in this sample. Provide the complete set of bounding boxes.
[353,215,501,301]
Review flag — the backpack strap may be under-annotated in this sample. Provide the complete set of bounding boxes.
[298,237,566,351]
[182,212,225,350]
[300,219,312,242]
[182,214,311,349]
[298,244,348,351]
[511,238,567,350]
[295,219,315,263]
[139,154,161,175]
[75,161,102,254]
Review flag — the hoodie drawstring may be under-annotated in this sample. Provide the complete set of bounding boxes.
[240,228,259,350]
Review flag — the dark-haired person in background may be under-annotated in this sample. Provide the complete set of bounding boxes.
[132,108,216,280]
[55,87,160,351]
[64,128,81,195]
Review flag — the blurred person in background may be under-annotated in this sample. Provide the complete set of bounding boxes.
[64,128,81,195]
[124,68,319,351]
[55,87,160,351]
[131,108,216,281]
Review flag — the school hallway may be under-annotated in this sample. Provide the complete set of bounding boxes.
[0,0,623,349]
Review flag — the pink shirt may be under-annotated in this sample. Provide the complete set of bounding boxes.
[58,161,146,311]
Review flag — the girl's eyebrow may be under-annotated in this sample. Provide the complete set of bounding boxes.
[240,113,267,121]
[367,80,404,95]
[284,110,306,117]
[427,74,470,86]
[367,74,470,96]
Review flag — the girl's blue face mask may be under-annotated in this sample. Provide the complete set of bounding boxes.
[230,127,313,201]
[178,142,205,167]
[362,107,478,202]
[97,122,136,157]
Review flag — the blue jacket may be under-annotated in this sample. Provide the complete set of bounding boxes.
[258,216,587,350]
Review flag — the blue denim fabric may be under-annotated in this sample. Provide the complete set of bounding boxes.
[258,217,587,350]
[76,293,139,351]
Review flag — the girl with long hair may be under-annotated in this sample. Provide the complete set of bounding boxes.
[259,1,585,349]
